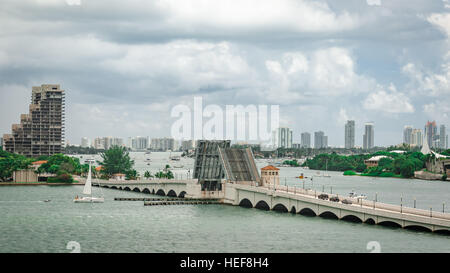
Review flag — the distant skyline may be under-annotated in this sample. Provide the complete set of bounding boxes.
[1,0,449,147]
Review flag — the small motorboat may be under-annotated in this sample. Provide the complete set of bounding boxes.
[43,200,51,202]
[349,191,367,199]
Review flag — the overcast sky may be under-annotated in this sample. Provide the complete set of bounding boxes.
[0,0,449,147]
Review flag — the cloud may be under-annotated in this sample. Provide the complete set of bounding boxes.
[263,47,377,103]
[427,12,450,37]
[363,84,414,113]
[423,101,450,124]
[366,0,381,6]
[402,60,450,97]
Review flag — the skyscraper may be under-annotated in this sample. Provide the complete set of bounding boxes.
[411,129,423,147]
[363,122,374,149]
[440,125,446,149]
[301,132,311,148]
[273,127,293,148]
[314,131,328,149]
[345,120,355,149]
[403,125,413,145]
[424,121,437,148]
[3,84,65,157]
[81,137,89,148]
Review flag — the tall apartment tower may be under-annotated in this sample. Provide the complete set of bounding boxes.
[3,84,65,157]
[363,122,374,149]
[424,121,437,148]
[314,131,327,149]
[273,127,293,148]
[440,125,446,149]
[403,125,413,145]
[345,120,355,149]
[300,132,311,148]
[411,129,423,147]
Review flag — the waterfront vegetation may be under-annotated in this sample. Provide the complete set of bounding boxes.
[0,146,140,182]
[301,149,445,179]
[98,146,138,180]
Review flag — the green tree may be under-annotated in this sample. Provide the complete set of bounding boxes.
[99,146,135,178]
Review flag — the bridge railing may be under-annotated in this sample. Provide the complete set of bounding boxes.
[240,183,450,221]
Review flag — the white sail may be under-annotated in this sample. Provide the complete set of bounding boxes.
[83,162,92,195]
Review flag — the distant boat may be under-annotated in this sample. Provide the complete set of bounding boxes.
[74,160,104,203]
[349,190,367,200]
[43,200,51,202]
[173,165,184,168]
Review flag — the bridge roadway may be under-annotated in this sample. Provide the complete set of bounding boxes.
[94,179,450,233]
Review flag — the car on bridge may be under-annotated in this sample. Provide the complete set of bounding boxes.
[330,196,340,202]
[341,199,352,205]
[318,194,328,200]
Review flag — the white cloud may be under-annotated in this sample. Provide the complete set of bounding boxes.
[263,47,376,103]
[402,60,450,97]
[366,0,381,6]
[155,0,359,33]
[427,13,450,37]
[363,85,415,113]
[103,40,254,93]
[423,101,450,124]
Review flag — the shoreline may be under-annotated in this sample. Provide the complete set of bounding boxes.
[0,182,84,186]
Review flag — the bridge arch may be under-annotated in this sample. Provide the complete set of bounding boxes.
[255,200,270,211]
[341,214,363,223]
[167,190,177,197]
[434,229,450,235]
[290,206,296,214]
[155,189,166,196]
[319,211,339,220]
[239,198,253,208]
[152,189,155,194]
[178,191,186,198]
[133,187,141,193]
[378,220,402,229]
[298,207,316,217]
[365,218,376,225]
[142,188,150,194]
[123,187,131,191]
[272,203,288,213]
[111,186,117,189]
[404,225,432,233]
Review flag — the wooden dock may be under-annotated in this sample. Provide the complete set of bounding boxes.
[114,197,220,202]
[144,200,221,206]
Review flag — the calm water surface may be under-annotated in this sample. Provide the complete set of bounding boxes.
[0,152,449,253]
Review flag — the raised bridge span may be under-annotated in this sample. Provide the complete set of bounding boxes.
[94,179,450,234]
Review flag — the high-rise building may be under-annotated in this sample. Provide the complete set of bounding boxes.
[440,125,446,149]
[3,84,65,157]
[424,121,437,148]
[411,129,423,147]
[300,132,311,148]
[403,125,413,145]
[272,127,293,148]
[151,137,175,151]
[345,120,355,149]
[314,131,328,149]
[130,136,148,150]
[363,122,374,149]
[181,140,196,151]
[81,137,89,148]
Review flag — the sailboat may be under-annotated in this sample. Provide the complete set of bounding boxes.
[74,161,104,203]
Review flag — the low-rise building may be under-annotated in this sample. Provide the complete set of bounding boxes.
[364,155,389,168]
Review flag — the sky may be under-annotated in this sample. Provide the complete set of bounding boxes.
[0,0,449,147]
